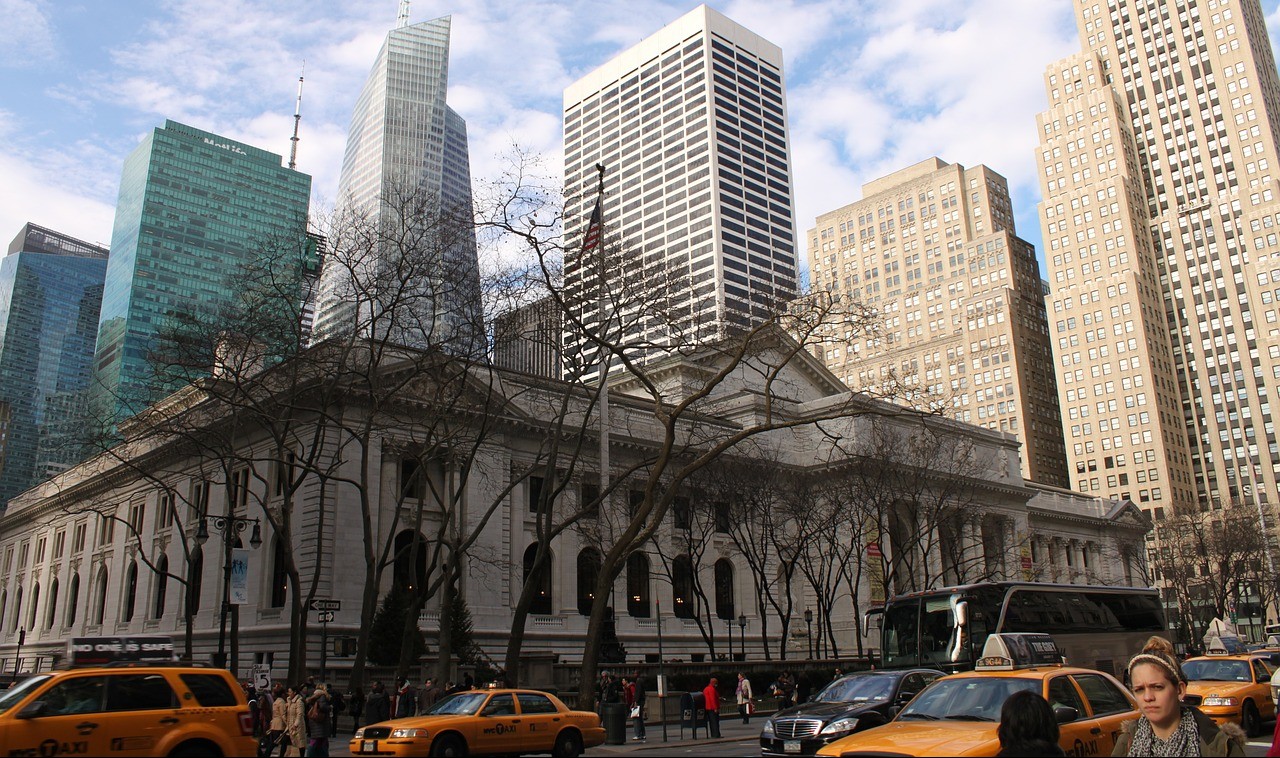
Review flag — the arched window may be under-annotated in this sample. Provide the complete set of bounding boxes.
[392,531,427,593]
[715,559,735,620]
[673,554,695,619]
[576,548,602,616]
[153,556,168,619]
[523,543,552,615]
[123,562,138,622]
[188,550,203,617]
[12,586,23,632]
[627,553,651,618]
[0,590,7,632]
[45,579,58,630]
[25,583,38,632]
[93,567,108,626]
[65,574,79,628]
[270,540,289,608]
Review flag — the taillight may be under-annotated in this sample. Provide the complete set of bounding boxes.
[237,711,254,736]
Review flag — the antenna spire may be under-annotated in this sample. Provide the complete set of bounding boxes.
[397,0,410,27]
[288,62,305,171]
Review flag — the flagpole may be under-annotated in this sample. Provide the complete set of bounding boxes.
[594,164,610,497]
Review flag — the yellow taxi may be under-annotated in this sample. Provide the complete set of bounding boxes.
[352,688,605,757]
[1182,652,1276,737]
[817,633,1138,757]
[0,662,255,757]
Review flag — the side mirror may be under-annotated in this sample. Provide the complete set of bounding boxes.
[863,608,884,638]
[15,701,46,720]
[1053,705,1078,724]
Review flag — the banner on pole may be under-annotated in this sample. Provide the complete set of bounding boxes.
[231,548,250,605]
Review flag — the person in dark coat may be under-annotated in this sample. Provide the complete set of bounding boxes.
[631,671,647,742]
[996,691,1066,757]
[363,682,390,725]
[347,685,364,733]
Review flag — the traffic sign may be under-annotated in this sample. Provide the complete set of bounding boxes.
[309,599,341,612]
[317,611,335,624]
[251,664,271,690]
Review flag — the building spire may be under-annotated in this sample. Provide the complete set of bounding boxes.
[397,0,410,27]
[288,62,305,171]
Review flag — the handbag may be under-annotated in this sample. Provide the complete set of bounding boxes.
[629,705,641,718]
[307,700,322,723]
[746,701,755,715]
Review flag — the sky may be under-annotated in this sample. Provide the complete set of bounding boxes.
[2,0,1279,278]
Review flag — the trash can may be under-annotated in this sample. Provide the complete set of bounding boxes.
[602,702,628,745]
[679,691,706,737]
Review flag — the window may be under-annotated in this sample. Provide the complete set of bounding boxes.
[577,548,602,616]
[179,673,238,707]
[714,559,734,620]
[128,502,145,537]
[275,451,297,498]
[528,476,548,514]
[188,550,203,617]
[627,553,651,618]
[191,479,210,517]
[228,468,250,512]
[92,568,108,626]
[1047,675,1085,721]
[157,491,175,530]
[153,556,168,619]
[25,583,38,632]
[523,544,552,615]
[673,554,695,619]
[65,573,79,628]
[482,694,516,716]
[97,515,115,547]
[52,531,65,560]
[11,587,21,632]
[123,562,138,622]
[45,579,58,630]
[270,540,289,609]
[1072,674,1130,716]
[580,482,600,520]
[71,524,85,554]
[517,693,558,714]
[41,676,106,715]
[714,502,730,533]
[673,497,691,529]
[401,458,425,501]
[107,674,177,711]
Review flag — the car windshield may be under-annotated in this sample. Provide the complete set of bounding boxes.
[897,678,1039,722]
[814,675,895,703]
[1183,660,1252,682]
[0,675,52,716]
[425,693,488,716]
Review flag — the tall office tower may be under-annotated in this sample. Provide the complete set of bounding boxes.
[92,120,312,423]
[1039,0,1280,517]
[807,159,1069,486]
[562,5,798,379]
[0,224,108,507]
[313,13,483,352]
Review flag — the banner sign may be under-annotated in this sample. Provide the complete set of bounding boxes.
[231,548,250,605]
[68,636,174,667]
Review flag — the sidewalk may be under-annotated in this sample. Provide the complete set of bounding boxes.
[589,717,761,754]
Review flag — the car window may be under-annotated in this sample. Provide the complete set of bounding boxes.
[106,674,178,711]
[1072,674,1132,716]
[518,694,558,714]
[900,674,925,696]
[483,694,516,716]
[1253,660,1271,682]
[40,676,107,715]
[1046,676,1085,721]
[0,676,51,716]
[179,674,239,707]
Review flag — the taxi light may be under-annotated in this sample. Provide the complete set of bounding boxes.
[1202,696,1239,707]
[391,727,429,738]
[977,656,1013,670]
[237,711,254,736]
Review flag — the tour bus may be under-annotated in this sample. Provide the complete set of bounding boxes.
[865,582,1166,675]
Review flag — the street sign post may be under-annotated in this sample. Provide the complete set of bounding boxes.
[309,599,341,612]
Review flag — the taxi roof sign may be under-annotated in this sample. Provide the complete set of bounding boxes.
[68,636,175,667]
[976,633,1063,671]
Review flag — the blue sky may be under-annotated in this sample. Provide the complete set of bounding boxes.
[2,0,1279,277]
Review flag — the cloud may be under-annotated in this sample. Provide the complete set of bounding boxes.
[0,0,54,68]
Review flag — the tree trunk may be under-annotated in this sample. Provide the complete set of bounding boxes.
[435,570,457,683]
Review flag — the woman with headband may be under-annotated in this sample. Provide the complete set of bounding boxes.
[1112,636,1245,756]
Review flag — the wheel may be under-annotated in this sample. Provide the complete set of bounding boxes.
[1242,700,1262,738]
[429,733,468,757]
[167,742,221,758]
[552,729,584,758]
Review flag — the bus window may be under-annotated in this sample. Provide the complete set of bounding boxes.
[883,599,920,668]
[921,597,957,665]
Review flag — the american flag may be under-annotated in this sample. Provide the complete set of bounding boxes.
[583,191,603,253]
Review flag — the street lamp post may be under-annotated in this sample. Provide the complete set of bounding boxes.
[738,614,746,661]
[195,514,261,672]
[804,609,813,660]
[725,617,733,662]
[656,599,667,743]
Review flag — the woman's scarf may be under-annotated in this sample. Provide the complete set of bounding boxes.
[1128,708,1201,756]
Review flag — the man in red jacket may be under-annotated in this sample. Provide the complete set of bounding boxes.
[702,677,721,738]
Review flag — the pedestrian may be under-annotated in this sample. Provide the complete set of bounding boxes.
[1113,636,1245,756]
[631,671,647,742]
[419,678,442,713]
[283,685,306,758]
[348,685,364,733]
[364,681,390,726]
[268,684,287,758]
[444,680,461,695]
[304,683,332,758]
[735,672,754,724]
[622,677,635,711]
[771,672,796,708]
[463,672,475,689]
[255,686,275,756]
[702,677,721,738]
[995,691,1065,757]
[395,678,417,718]
[327,684,344,737]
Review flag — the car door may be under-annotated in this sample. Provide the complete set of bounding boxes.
[2,674,112,757]
[102,672,182,755]
[1252,659,1275,720]
[1071,673,1138,757]
[1045,673,1103,756]
[516,693,560,752]
[474,693,521,754]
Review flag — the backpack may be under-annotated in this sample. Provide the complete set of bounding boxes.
[331,690,346,714]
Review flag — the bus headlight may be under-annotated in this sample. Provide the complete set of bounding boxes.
[1202,697,1239,707]
[820,718,858,735]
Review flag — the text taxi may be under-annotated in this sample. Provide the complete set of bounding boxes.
[0,636,255,758]
[352,688,605,757]
[1182,651,1277,737]
[816,633,1139,757]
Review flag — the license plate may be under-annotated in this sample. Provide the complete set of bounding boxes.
[784,741,802,753]
[362,740,378,752]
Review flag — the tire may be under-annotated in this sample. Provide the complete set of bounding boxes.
[430,733,468,757]
[168,742,222,758]
[552,729,584,758]
[1242,700,1262,738]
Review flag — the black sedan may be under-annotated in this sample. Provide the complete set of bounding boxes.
[759,669,944,756]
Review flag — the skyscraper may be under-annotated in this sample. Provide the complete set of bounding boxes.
[1039,0,1280,517]
[313,13,482,352]
[92,120,312,423]
[0,224,108,507]
[562,5,798,379]
[807,158,1069,486]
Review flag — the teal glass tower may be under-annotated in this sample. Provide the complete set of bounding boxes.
[92,120,312,424]
[0,224,109,507]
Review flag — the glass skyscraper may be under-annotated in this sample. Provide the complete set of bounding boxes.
[92,120,312,424]
[0,224,109,507]
[314,14,482,353]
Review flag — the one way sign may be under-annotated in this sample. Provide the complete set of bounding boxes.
[309,599,340,612]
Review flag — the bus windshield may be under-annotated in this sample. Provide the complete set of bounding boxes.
[882,595,964,668]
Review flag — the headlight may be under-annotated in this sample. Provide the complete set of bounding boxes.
[354,729,365,739]
[390,728,430,738]
[761,720,775,737]
[820,718,859,735]
[1202,697,1239,707]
